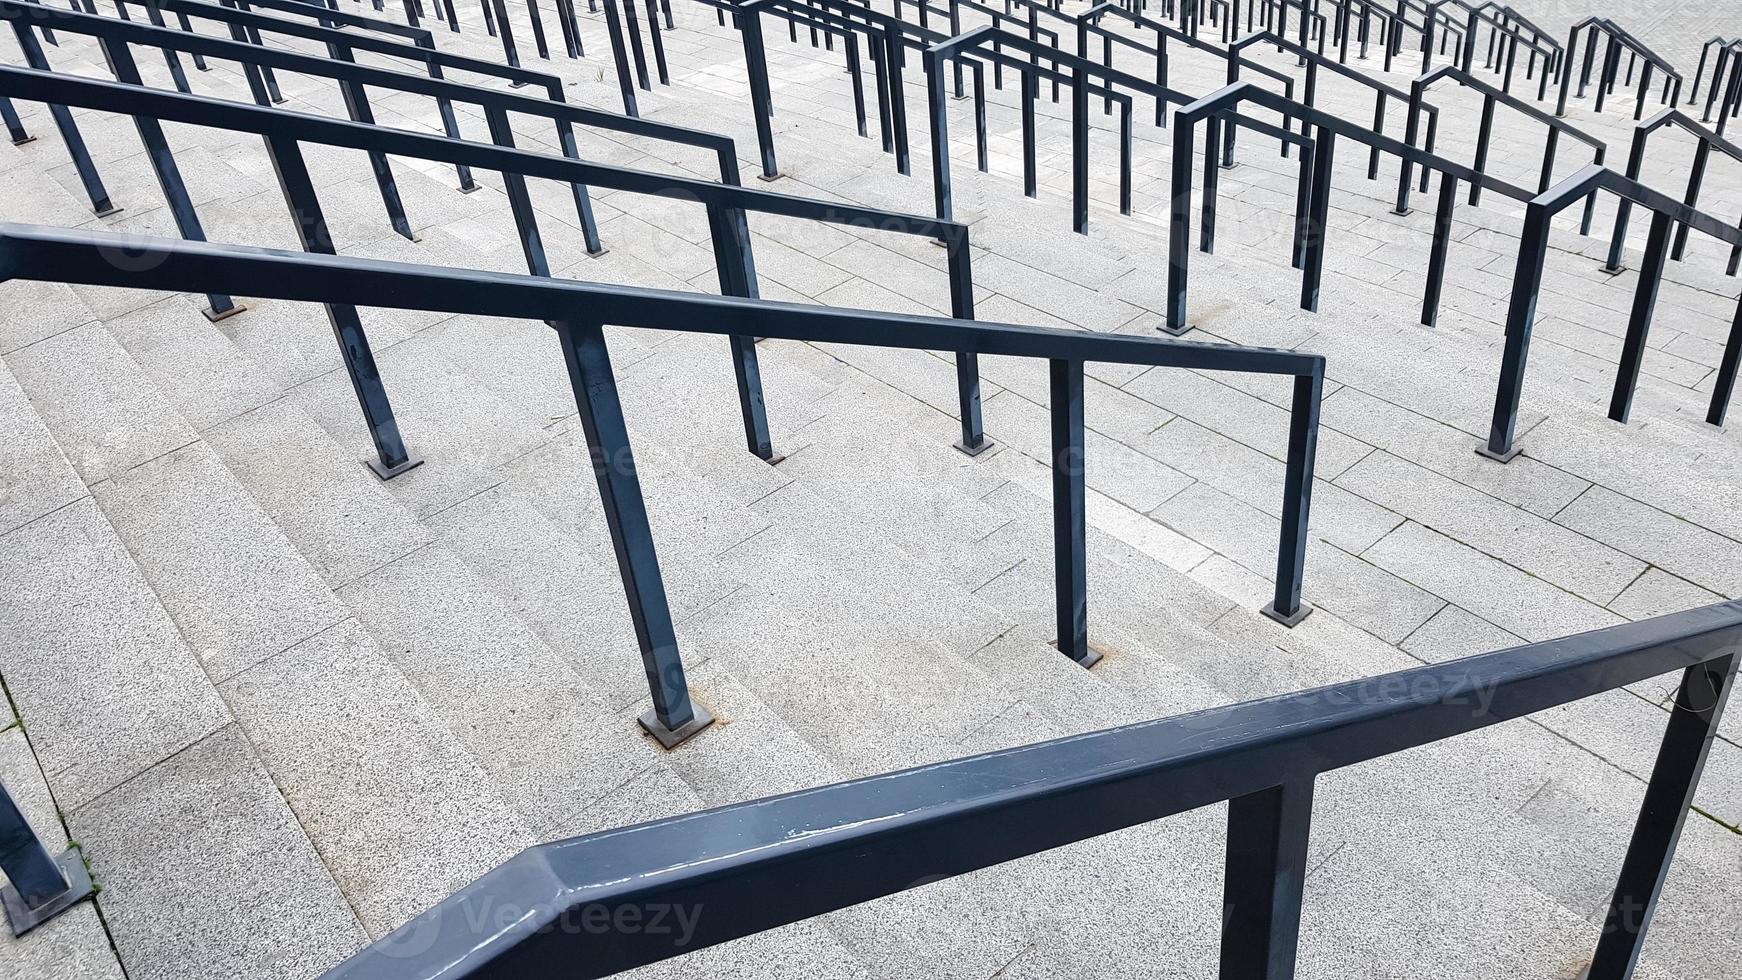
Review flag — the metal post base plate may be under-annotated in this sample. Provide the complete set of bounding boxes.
[92,205,124,219]
[953,437,995,457]
[1597,262,1627,276]
[458,183,482,194]
[203,303,246,323]
[1050,640,1104,669]
[366,454,426,480]
[10,135,35,146]
[1158,321,1197,337]
[1474,442,1522,463]
[756,171,782,182]
[638,704,716,749]
[1,849,94,939]
[1261,600,1314,628]
[586,247,610,257]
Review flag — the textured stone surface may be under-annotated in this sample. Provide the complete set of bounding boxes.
[0,498,230,807]
[69,726,366,980]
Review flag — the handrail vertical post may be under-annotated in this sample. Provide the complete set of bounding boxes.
[1164,113,1194,335]
[1071,59,1089,234]
[741,5,780,178]
[1707,297,1742,426]
[1536,126,1558,194]
[101,37,239,320]
[6,17,117,216]
[945,224,989,456]
[1607,210,1672,424]
[1218,777,1315,978]
[886,30,912,175]
[1299,126,1334,313]
[0,97,29,145]
[704,202,775,462]
[1021,68,1038,196]
[1200,115,1220,252]
[554,319,714,749]
[1605,128,1647,272]
[1049,358,1095,667]
[1291,135,1313,269]
[482,106,552,277]
[1421,171,1456,327]
[1468,93,1493,206]
[1481,200,1550,462]
[328,41,418,243]
[265,135,420,479]
[1587,653,1738,979]
[924,47,952,225]
[601,0,640,115]
[1671,140,1710,261]
[0,780,93,938]
[1265,371,1318,626]
[1393,81,1421,214]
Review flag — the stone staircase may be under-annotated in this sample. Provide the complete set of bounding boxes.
[1,3,1741,979]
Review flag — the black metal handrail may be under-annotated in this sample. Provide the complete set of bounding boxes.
[719,0,973,179]
[1466,0,1558,88]
[1166,78,1532,334]
[0,61,994,481]
[925,23,1180,234]
[1398,63,1604,217]
[0,219,1326,742]
[1225,28,1441,182]
[310,597,1741,980]
[1421,0,1557,87]
[1484,164,1742,461]
[1689,35,1740,134]
[1080,0,1301,122]
[1604,107,1742,274]
[1557,16,1683,122]
[6,0,737,256]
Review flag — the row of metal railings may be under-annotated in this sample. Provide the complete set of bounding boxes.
[0,0,1737,973]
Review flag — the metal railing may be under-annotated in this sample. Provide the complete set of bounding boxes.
[1421,0,1557,97]
[0,219,1326,740]
[714,0,973,179]
[924,23,1182,233]
[5,1,739,254]
[1080,1,1302,122]
[0,60,996,477]
[1398,63,1604,213]
[1688,35,1740,134]
[309,596,1742,980]
[0,778,93,937]
[1557,16,1683,122]
[1167,79,1533,334]
[1603,107,1742,275]
[1226,28,1441,181]
[1484,165,1742,460]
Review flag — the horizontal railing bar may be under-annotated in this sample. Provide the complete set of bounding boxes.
[1080,2,1299,91]
[316,599,1742,980]
[1570,15,1679,76]
[4,2,735,161]
[1637,106,1742,168]
[933,23,1188,106]
[1418,63,1603,150]
[0,222,1324,376]
[0,64,948,234]
[180,0,433,41]
[144,0,563,93]
[1545,163,1742,246]
[1230,29,1424,105]
[1181,79,1534,202]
